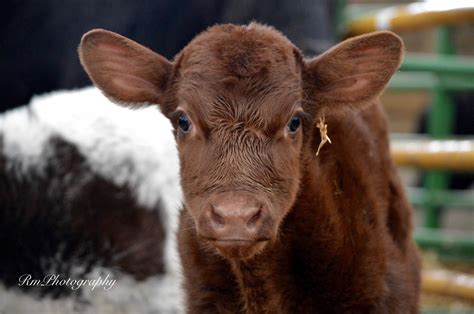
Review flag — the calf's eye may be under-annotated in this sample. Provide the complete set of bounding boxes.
[287,116,301,134]
[178,114,192,133]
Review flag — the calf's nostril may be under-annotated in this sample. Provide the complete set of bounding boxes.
[210,205,225,226]
[246,207,262,226]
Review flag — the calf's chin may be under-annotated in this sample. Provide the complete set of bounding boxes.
[213,238,270,260]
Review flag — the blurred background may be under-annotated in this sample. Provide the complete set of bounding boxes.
[343,2,474,313]
[1,0,473,313]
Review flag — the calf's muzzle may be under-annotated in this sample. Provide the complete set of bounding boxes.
[197,191,272,259]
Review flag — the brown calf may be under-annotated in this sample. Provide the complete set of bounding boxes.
[79,23,420,313]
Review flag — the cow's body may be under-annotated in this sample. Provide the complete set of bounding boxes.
[79,23,421,313]
[0,88,183,313]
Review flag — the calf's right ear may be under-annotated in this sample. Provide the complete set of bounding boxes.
[78,29,172,107]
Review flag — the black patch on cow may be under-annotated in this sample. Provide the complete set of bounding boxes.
[0,136,166,298]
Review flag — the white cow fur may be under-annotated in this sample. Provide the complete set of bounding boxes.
[0,87,184,313]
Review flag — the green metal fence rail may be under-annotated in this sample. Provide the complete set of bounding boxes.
[416,229,474,263]
[342,3,474,262]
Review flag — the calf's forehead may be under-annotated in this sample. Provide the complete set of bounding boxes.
[183,27,298,74]
[174,24,303,125]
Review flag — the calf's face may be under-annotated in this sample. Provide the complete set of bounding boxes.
[79,24,403,260]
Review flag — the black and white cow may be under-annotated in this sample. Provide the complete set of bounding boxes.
[0,87,183,313]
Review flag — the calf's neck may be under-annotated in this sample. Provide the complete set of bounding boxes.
[79,23,420,313]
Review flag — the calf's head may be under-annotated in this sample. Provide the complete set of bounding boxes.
[79,23,403,260]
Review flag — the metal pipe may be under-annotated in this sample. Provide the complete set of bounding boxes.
[346,2,474,36]
[391,139,474,171]
[422,270,474,301]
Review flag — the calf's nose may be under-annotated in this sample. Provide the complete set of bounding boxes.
[211,202,262,229]
[201,191,268,240]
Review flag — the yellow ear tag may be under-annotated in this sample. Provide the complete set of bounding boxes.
[316,113,331,156]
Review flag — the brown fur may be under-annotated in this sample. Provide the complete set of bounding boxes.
[79,23,421,313]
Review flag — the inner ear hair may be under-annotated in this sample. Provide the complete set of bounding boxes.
[304,31,404,107]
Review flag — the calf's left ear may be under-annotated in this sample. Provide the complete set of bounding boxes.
[304,31,403,108]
